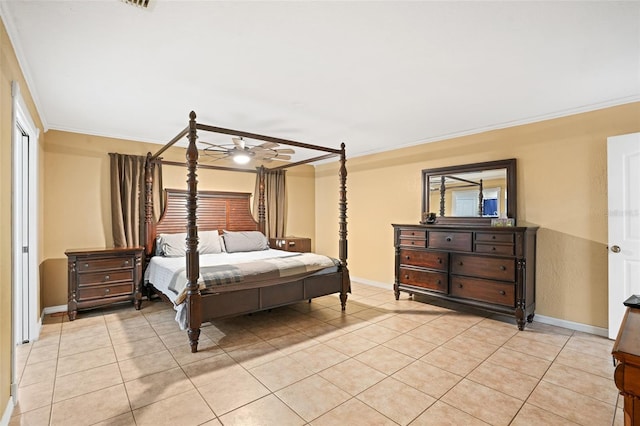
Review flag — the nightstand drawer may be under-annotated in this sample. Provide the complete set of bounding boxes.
[78,283,135,300]
[77,257,134,272]
[77,270,133,286]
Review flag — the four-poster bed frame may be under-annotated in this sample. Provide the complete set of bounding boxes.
[143,111,349,352]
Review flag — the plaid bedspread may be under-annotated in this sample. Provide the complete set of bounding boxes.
[168,253,340,304]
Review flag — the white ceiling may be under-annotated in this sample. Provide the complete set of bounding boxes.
[1,1,639,162]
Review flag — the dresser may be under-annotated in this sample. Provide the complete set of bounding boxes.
[66,247,144,320]
[392,224,537,330]
[612,307,640,426]
[269,237,311,253]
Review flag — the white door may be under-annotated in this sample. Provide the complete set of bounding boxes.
[607,132,640,339]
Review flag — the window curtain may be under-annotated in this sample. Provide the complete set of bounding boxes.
[253,169,286,239]
[109,153,163,248]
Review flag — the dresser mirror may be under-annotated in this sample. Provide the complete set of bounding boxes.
[421,158,517,225]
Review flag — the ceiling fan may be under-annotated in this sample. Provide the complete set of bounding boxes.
[200,137,295,165]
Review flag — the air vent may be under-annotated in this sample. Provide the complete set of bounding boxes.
[123,0,150,8]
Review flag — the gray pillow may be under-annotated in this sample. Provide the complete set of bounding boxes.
[157,230,222,257]
[222,230,268,253]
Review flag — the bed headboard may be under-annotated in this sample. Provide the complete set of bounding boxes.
[147,189,260,256]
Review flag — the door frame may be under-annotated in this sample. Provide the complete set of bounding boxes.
[11,81,40,402]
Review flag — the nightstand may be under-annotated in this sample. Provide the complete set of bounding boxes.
[269,237,311,253]
[66,247,143,321]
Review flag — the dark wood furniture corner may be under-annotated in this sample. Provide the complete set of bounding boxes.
[392,224,537,330]
[269,237,311,253]
[612,307,640,426]
[66,247,143,321]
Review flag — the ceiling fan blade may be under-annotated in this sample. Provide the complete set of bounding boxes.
[275,148,295,154]
[275,154,292,160]
[257,142,279,149]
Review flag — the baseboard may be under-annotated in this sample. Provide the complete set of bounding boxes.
[533,314,609,338]
[350,276,392,290]
[42,304,67,315]
[1,395,14,426]
[352,280,609,337]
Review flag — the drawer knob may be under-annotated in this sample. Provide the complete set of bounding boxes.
[446,236,452,242]
[405,255,410,260]
[437,280,442,285]
[104,275,110,281]
[437,258,442,264]
[458,283,463,288]
[411,241,415,245]
[492,247,496,251]
[500,266,506,271]
[411,232,415,235]
[105,288,110,294]
[458,261,463,266]
[124,260,129,266]
[404,275,409,279]
[84,263,89,268]
[499,290,506,295]
[492,235,496,240]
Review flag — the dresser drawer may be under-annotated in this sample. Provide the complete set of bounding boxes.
[78,283,134,301]
[450,276,515,307]
[475,243,514,256]
[77,270,133,287]
[399,238,427,248]
[475,232,514,243]
[428,231,472,252]
[399,229,427,239]
[399,267,447,293]
[399,249,447,271]
[77,257,134,272]
[451,254,515,282]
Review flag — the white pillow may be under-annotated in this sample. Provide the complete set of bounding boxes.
[157,230,223,257]
[222,230,268,253]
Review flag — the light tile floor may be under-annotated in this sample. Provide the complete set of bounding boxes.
[10,282,622,426]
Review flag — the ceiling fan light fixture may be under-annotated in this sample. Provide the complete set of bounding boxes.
[233,152,251,165]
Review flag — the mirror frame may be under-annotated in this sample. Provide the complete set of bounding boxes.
[421,158,517,226]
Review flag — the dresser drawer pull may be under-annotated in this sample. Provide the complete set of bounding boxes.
[104,275,110,281]
[411,241,415,245]
[492,247,497,251]
[437,280,442,285]
[446,236,452,242]
[123,260,129,266]
[458,283,463,288]
[84,263,89,268]
[492,235,496,240]
[499,266,506,271]
[405,255,410,260]
[499,290,506,295]
[411,232,415,235]
[438,258,442,264]
[105,288,110,294]
[458,261,463,266]
[404,275,409,279]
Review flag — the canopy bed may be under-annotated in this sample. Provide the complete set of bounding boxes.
[142,111,349,352]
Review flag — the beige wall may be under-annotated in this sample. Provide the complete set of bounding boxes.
[1,18,45,418]
[41,130,316,307]
[316,102,640,329]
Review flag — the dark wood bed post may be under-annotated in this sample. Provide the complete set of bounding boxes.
[186,111,202,353]
[257,166,266,234]
[339,143,350,310]
[144,152,155,260]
